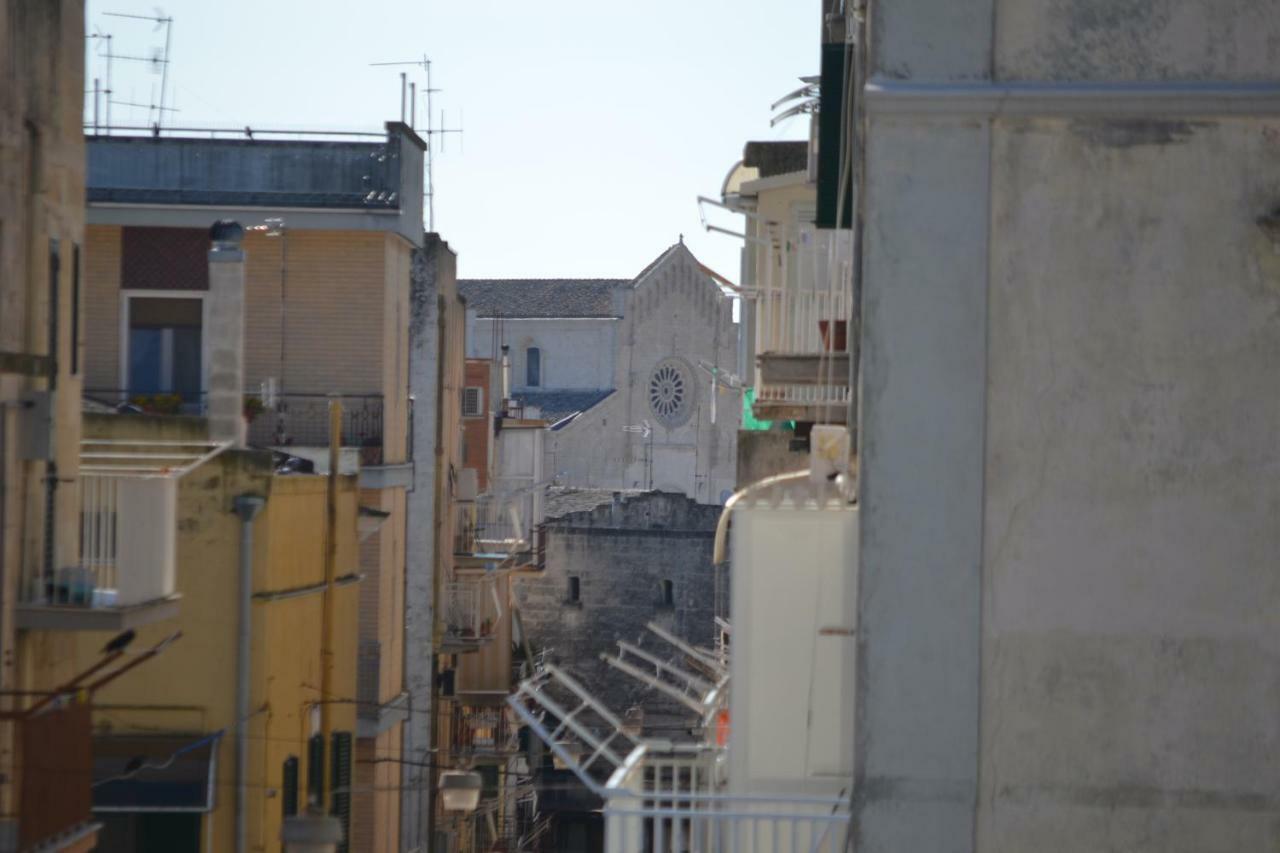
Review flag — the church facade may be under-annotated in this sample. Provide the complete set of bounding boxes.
[462,242,739,504]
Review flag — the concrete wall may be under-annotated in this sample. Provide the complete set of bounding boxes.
[514,492,720,722]
[546,246,740,503]
[466,317,618,392]
[853,2,1280,851]
[403,234,464,851]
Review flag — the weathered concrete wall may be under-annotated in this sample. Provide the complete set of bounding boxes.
[855,2,1280,852]
[735,429,806,487]
[978,116,1280,852]
[514,492,720,723]
[402,234,461,850]
[995,0,1280,82]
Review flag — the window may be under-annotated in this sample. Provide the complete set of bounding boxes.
[526,346,541,387]
[648,358,695,427]
[462,386,484,418]
[660,579,674,607]
[568,576,580,603]
[126,296,203,405]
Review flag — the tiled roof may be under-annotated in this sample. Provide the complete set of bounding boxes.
[515,389,614,429]
[543,486,647,520]
[743,141,809,178]
[457,279,625,318]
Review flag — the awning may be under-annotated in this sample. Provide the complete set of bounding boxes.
[92,732,221,812]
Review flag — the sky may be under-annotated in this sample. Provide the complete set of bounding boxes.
[83,0,817,280]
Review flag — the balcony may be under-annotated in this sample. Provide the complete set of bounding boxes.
[752,228,854,424]
[84,390,402,473]
[441,579,502,654]
[453,488,542,569]
[15,439,223,631]
[442,702,518,758]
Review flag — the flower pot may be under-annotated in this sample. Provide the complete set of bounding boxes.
[818,319,847,352]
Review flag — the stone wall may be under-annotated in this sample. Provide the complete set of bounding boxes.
[514,491,721,730]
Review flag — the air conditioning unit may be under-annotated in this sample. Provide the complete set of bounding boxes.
[457,468,479,501]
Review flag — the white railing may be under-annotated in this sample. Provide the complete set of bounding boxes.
[443,581,480,640]
[27,472,176,608]
[603,748,848,853]
[456,488,537,558]
[754,228,854,358]
[603,790,851,853]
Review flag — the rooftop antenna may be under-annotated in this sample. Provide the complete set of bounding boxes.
[370,55,463,232]
[86,27,114,133]
[103,9,174,129]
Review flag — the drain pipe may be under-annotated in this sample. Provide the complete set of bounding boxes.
[233,493,267,853]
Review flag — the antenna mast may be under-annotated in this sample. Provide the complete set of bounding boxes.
[370,55,463,232]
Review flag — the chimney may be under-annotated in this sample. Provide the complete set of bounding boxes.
[207,220,247,445]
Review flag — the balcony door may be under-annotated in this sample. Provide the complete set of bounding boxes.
[121,293,207,408]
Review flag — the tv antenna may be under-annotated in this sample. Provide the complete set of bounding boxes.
[370,55,463,232]
[101,9,175,130]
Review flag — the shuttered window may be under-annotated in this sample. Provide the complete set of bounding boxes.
[330,732,353,853]
[282,756,299,818]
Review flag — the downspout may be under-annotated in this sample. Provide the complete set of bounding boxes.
[232,493,267,853]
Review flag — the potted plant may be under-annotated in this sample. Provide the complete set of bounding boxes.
[243,395,266,424]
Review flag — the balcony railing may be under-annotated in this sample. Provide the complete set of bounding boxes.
[21,472,175,615]
[84,389,391,464]
[445,703,518,757]
[247,393,385,463]
[454,489,538,561]
[442,579,500,652]
[752,229,854,419]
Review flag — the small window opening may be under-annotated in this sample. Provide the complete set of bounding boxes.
[526,347,541,387]
[568,575,580,603]
[660,579,674,606]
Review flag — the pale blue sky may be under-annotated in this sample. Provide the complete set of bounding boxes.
[85,0,816,279]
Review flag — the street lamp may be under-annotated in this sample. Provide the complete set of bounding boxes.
[439,770,483,812]
[280,810,343,853]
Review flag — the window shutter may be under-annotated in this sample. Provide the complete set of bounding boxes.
[306,733,323,808]
[330,732,352,853]
[282,756,299,818]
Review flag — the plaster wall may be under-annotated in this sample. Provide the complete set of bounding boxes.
[466,317,618,392]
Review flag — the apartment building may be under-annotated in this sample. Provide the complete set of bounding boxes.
[65,411,361,853]
[79,124,425,852]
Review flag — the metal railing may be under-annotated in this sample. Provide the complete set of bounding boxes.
[247,393,385,464]
[454,489,537,559]
[753,229,853,358]
[446,703,518,756]
[83,389,392,463]
[26,471,177,609]
[443,579,503,647]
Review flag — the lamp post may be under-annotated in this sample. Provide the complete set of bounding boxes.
[280,810,343,853]
[439,770,483,812]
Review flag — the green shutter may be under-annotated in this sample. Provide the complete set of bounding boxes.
[282,756,299,818]
[306,734,324,808]
[330,732,352,853]
[816,42,854,230]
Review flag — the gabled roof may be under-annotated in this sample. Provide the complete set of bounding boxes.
[514,389,615,430]
[457,279,625,319]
